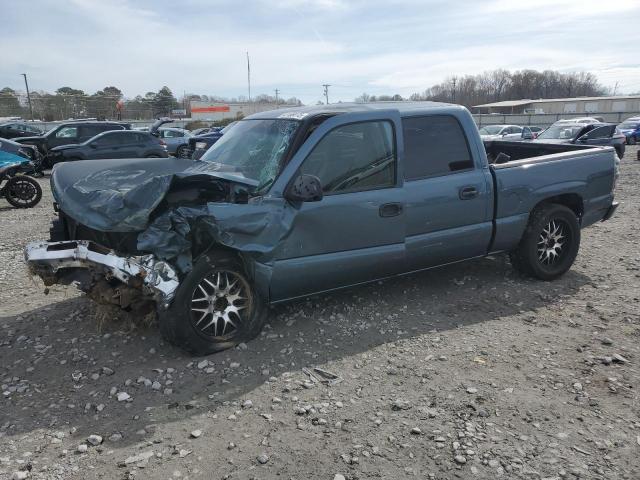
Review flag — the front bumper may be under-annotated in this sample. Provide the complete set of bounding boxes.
[601,201,619,222]
[24,240,180,306]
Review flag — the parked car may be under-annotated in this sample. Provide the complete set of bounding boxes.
[180,122,237,159]
[14,121,131,167]
[0,137,39,162]
[47,130,168,164]
[25,102,618,355]
[478,124,525,141]
[529,126,544,138]
[555,117,602,125]
[156,128,192,156]
[0,122,43,139]
[618,117,640,145]
[191,127,222,136]
[535,122,626,157]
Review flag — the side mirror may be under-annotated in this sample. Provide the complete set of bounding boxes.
[286,174,323,202]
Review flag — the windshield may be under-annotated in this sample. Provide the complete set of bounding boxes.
[619,122,639,129]
[200,119,299,189]
[538,124,583,140]
[478,126,503,135]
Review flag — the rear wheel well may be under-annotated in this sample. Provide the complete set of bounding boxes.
[532,194,583,223]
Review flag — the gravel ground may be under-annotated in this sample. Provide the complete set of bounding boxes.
[1,147,639,480]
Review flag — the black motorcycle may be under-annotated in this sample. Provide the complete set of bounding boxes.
[0,156,43,208]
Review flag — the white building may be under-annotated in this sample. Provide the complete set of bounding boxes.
[473,95,640,115]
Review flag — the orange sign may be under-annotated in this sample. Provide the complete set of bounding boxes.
[191,106,231,113]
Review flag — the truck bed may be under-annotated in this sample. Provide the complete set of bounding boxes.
[485,142,617,253]
[484,139,594,163]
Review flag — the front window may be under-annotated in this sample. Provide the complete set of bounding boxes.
[538,124,583,140]
[619,122,639,129]
[200,119,299,190]
[478,126,503,135]
[56,126,78,138]
[299,120,396,194]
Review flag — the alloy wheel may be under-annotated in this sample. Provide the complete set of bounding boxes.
[190,270,252,337]
[537,219,569,266]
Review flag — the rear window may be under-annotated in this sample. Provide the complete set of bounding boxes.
[402,115,473,180]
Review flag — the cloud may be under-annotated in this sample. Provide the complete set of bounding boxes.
[1,0,639,104]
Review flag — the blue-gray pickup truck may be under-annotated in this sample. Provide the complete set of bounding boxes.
[25,102,619,355]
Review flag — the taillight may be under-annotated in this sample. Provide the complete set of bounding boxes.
[159,139,166,146]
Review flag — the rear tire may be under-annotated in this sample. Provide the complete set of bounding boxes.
[4,175,42,208]
[145,154,161,158]
[509,204,580,281]
[157,251,268,356]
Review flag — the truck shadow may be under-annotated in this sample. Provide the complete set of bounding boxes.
[0,255,592,446]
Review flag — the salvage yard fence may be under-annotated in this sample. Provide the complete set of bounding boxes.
[9,111,640,133]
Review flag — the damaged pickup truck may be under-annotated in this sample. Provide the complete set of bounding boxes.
[25,103,619,355]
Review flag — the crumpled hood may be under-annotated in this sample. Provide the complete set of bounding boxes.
[51,157,258,233]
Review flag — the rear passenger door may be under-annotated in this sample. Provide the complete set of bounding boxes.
[402,114,494,270]
[270,114,406,301]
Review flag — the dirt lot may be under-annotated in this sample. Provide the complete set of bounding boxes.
[1,147,639,480]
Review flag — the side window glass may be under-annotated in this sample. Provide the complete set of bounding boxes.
[95,133,118,146]
[80,126,100,138]
[299,121,396,194]
[402,115,473,180]
[585,126,612,139]
[56,126,78,138]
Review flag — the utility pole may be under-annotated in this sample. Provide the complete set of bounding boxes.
[274,88,279,108]
[451,77,457,104]
[613,81,619,96]
[323,84,330,104]
[21,73,34,121]
[246,52,251,102]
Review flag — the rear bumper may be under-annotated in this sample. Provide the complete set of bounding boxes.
[24,240,180,306]
[601,201,619,222]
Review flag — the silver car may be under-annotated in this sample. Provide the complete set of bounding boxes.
[157,128,192,155]
[478,124,525,141]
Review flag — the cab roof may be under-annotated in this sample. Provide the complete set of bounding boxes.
[246,101,463,120]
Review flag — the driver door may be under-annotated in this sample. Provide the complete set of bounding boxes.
[269,112,406,302]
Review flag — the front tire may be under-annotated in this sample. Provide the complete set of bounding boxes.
[157,251,268,356]
[509,204,580,281]
[4,175,42,208]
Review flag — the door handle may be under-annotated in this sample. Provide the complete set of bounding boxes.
[459,186,478,200]
[379,202,403,217]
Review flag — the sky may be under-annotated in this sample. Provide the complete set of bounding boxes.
[2,0,640,104]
